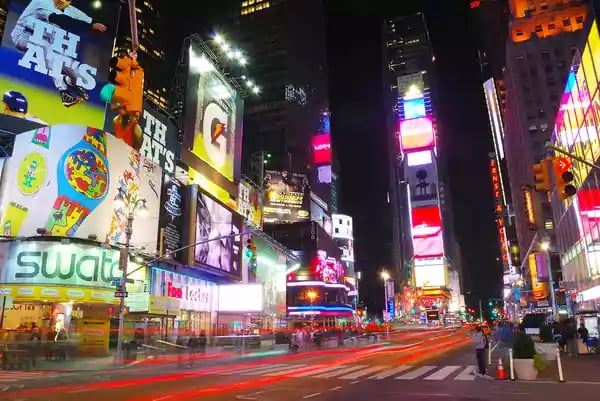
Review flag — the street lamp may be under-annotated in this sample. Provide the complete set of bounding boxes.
[380,270,391,333]
[114,193,149,364]
[540,238,558,317]
[307,290,317,328]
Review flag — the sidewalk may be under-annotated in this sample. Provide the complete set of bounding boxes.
[4,336,378,373]
[537,353,600,382]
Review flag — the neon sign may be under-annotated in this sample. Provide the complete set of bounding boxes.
[490,158,509,262]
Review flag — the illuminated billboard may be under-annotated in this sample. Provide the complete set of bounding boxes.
[483,79,505,160]
[406,150,438,207]
[236,179,262,229]
[183,42,243,183]
[403,98,426,119]
[0,125,162,249]
[103,99,177,174]
[0,0,120,127]
[193,185,243,280]
[312,133,332,164]
[399,117,434,152]
[414,258,446,288]
[263,170,310,224]
[411,206,444,258]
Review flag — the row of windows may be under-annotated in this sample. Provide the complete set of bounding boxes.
[241,1,270,15]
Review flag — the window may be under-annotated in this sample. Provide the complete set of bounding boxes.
[562,18,571,27]
[576,16,584,24]
[516,29,524,36]
[535,24,543,32]
[548,23,556,30]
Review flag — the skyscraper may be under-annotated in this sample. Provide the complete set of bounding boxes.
[384,12,463,318]
[113,0,170,109]
[503,0,588,268]
[225,0,328,175]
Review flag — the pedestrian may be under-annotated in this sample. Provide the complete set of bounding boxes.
[473,325,488,375]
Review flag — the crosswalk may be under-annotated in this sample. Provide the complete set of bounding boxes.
[219,363,480,382]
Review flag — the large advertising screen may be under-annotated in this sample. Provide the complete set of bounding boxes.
[183,43,243,183]
[414,258,446,288]
[194,186,243,280]
[0,0,120,127]
[151,267,216,312]
[399,117,434,152]
[411,206,444,259]
[158,173,185,261]
[263,170,310,224]
[406,149,438,208]
[103,99,177,174]
[0,124,162,249]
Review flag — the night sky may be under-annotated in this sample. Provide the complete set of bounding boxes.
[325,0,502,315]
[168,0,503,315]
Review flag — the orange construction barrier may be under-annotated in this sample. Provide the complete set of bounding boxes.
[496,356,507,380]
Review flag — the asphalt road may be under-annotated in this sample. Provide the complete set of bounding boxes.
[2,329,598,401]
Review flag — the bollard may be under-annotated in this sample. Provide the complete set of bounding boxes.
[509,348,515,381]
[556,347,565,382]
[488,342,498,366]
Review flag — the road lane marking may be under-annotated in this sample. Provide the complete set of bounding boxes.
[302,393,321,399]
[292,365,345,377]
[314,365,368,378]
[222,364,292,375]
[238,364,296,375]
[424,366,461,381]
[264,365,308,376]
[152,396,174,401]
[338,365,388,380]
[454,366,477,381]
[368,365,413,379]
[350,380,360,384]
[395,366,437,380]
[329,386,343,391]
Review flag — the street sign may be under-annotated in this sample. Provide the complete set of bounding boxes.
[114,291,128,298]
[111,279,121,287]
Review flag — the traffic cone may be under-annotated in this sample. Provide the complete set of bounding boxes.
[496,356,507,380]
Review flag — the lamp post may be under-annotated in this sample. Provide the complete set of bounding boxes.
[307,290,317,329]
[540,239,558,317]
[114,196,149,365]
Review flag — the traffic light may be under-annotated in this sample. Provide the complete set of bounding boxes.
[100,56,144,117]
[488,301,493,307]
[552,159,577,199]
[532,159,551,192]
[246,236,258,273]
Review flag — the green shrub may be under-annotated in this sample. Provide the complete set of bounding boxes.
[533,354,547,371]
[513,332,536,359]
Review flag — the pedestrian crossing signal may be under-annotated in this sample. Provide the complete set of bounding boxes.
[532,159,551,192]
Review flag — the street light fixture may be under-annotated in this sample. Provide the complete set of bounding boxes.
[114,191,149,365]
[540,238,558,317]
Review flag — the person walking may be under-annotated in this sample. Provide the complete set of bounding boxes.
[473,325,488,375]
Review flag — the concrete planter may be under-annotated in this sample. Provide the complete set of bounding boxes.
[513,358,538,381]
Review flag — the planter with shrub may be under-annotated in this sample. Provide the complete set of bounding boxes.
[513,331,538,381]
[537,324,557,360]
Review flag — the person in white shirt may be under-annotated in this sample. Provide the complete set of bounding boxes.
[472,325,488,375]
[10,0,107,107]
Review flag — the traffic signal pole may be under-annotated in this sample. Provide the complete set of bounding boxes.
[128,0,139,53]
[545,143,600,172]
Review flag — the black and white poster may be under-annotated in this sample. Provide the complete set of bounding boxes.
[194,186,242,280]
[158,173,185,261]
